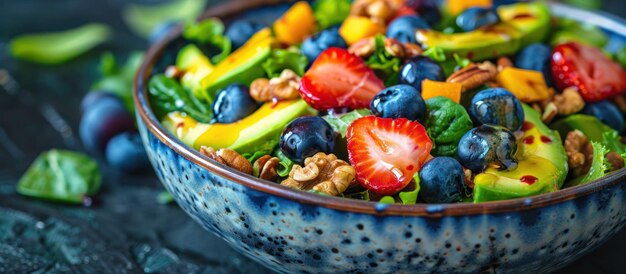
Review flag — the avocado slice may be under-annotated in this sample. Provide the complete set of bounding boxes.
[176,44,215,101]
[161,100,315,155]
[473,105,568,202]
[198,28,275,102]
[416,2,550,61]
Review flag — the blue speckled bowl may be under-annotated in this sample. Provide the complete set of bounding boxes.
[134,2,626,273]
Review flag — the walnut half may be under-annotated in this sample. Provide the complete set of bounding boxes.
[281,153,356,196]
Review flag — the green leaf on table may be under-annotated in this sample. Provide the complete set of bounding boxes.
[9,23,111,64]
[323,109,372,138]
[262,48,309,78]
[157,191,175,204]
[183,18,232,64]
[313,0,351,30]
[123,0,208,38]
[17,150,101,204]
[92,52,144,113]
[148,74,212,122]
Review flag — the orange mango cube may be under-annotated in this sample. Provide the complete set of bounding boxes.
[496,67,553,103]
[339,16,386,45]
[421,80,463,103]
[273,2,316,45]
[447,0,493,16]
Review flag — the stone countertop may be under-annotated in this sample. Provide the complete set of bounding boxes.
[0,0,624,273]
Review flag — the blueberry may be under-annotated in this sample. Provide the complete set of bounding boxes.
[386,16,429,44]
[301,28,347,63]
[515,43,554,86]
[470,88,524,131]
[398,56,445,92]
[582,101,625,134]
[149,21,178,45]
[418,157,464,203]
[225,19,264,50]
[405,0,441,26]
[456,7,500,32]
[81,91,117,113]
[212,84,259,124]
[79,96,135,153]
[457,125,518,173]
[370,84,426,122]
[106,132,150,173]
[279,116,336,164]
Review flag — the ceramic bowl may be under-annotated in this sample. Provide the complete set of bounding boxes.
[134,1,626,273]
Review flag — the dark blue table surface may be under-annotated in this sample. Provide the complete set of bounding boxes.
[0,0,624,273]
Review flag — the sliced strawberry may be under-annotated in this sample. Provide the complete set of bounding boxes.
[346,116,432,196]
[551,42,626,102]
[299,47,386,110]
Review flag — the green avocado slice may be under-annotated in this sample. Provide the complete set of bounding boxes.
[473,105,568,203]
[416,2,550,61]
[161,100,315,155]
[176,44,215,101]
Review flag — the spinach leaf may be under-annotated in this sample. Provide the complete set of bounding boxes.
[92,52,144,113]
[313,0,351,30]
[123,0,207,38]
[148,74,212,122]
[10,23,111,64]
[262,48,309,78]
[323,109,372,138]
[424,97,474,157]
[183,18,232,64]
[17,150,101,204]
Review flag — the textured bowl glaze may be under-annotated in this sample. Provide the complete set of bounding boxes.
[134,1,626,273]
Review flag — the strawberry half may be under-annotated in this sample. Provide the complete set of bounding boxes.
[299,47,386,111]
[552,42,626,102]
[346,116,432,196]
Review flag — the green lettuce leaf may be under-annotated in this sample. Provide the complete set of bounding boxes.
[262,48,309,78]
[313,0,351,30]
[422,47,471,76]
[274,149,295,178]
[17,150,101,204]
[399,176,420,205]
[92,52,144,113]
[323,109,372,138]
[183,18,232,64]
[148,74,212,122]
[10,23,111,64]
[365,35,403,86]
[123,0,207,38]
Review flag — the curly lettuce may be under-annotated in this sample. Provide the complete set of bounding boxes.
[262,48,308,78]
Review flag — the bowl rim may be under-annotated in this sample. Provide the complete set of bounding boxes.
[134,0,626,217]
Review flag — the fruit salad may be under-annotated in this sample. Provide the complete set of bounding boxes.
[148,0,626,204]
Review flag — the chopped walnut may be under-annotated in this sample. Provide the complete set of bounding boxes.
[249,69,301,103]
[447,62,498,92]
[253,155,280,181]
[281,153,356,196]
[351,0,402,25]
[200,146,252,174]
[269,69,301,100]
[552,87,585,116]
[250,78,272,102]
[564,130,594,177]
[541,102,558,123]
[349,37,423,59]
[607,152,625,172]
